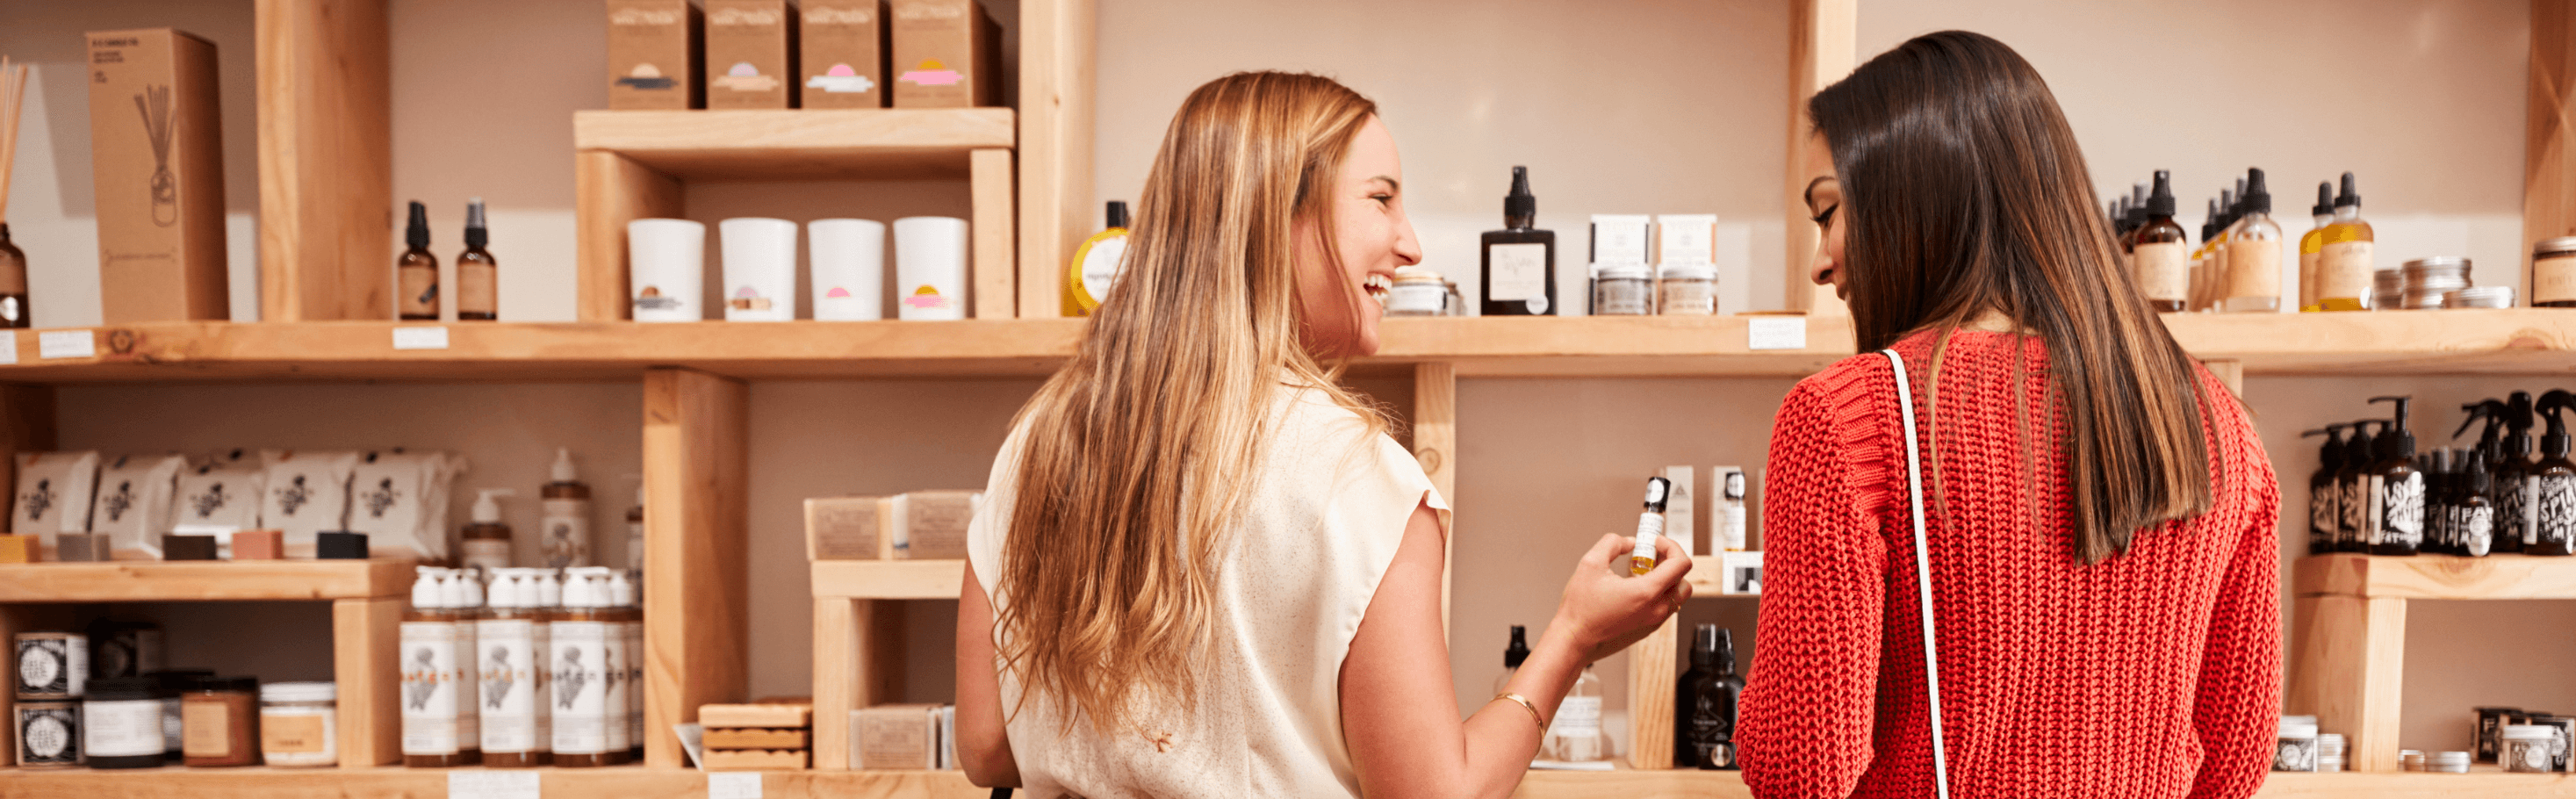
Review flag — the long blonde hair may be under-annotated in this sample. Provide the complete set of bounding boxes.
[995,72,1389,732]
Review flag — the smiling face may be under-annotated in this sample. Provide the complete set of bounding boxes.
[1802,133,1848,299]
[1293,116,1422,359]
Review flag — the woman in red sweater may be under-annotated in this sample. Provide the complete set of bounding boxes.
[1738,31,2281,799]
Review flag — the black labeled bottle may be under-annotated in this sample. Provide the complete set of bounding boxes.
[2423,449,2455,554]
[2131,171,2189,313]
[1493,625,1529,694]
[2336,421,2379,553]
[1680,625,1743,770]
[2461,455,2499,557]
[1480,167,1557,316]
[2367,396,2424,557]
[399,201,441,320]
[2500,392,2538,554]
[2300,425,2348,556]
[0,223,28,328]
[2530,390,2576,557]
[457,198,498,321]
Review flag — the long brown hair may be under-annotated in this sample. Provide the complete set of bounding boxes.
[995,72,1388,731]
[1811,31,2219,563]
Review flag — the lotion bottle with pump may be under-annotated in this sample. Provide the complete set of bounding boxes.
[461,488,519,572]
[399,201,441,320]
[2367,396,2424,556]
[2300,425,2347,556]
[608,571,643,763]
[449,568,486,759]
[479,570,551,767]
[2130,171,2188,313]
[550,571,613,767]
[2223,169,2283,313]
[2299,183,2332,312]
[403,568,469,767]
[2531,391,2576,556]
[543,449,593,568]
[2317,173,2377,311]
[2337,421,2380,553]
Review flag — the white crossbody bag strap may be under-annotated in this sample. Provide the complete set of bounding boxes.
[1882,349,1952,799]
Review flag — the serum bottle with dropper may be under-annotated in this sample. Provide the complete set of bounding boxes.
[1628,477,1673,575]
[2317,173,2377,312]
[2299,183,2332,312]
[2222,169,2283,313]
[457,198,499,321]
[399,201,441,320]
[2128,171,2188,313]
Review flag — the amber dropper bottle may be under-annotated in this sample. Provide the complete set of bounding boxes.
[398,201,440,320]
[2129,171,2188,313]
[0,224,27,328]
[457,198,498,321]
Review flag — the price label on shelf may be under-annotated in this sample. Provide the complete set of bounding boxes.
[1746,316,1807,350]
[0,330,18,364]
[450,771,541,799]
[38,329,94,359]
[392,326,450,350]
[709,772,763,799]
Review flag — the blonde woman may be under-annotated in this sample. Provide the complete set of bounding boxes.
[954,72,1693,798]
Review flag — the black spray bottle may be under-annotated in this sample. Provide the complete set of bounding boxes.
[2300,425,2348,556]
[2453,401,2508,553]
[2367,397,2424,556]
[2337,421,2380,553]
[1679,624,1743,770]
[2460,454,2498,557]
[2530,390,2576,556]
[2502,392,2540,553]
[1479,167,1557,316]
[1493,625,1529,694]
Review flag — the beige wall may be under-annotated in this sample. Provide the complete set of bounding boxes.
[0,0,2559,760]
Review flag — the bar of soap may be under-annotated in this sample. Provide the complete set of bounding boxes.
[231,529,284,560]
[162,534,219,561]
[0,534,38,563]
[316,530,369,560]
[54,534,112,562]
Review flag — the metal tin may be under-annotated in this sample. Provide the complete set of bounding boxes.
[14,632,88,699]
[2508,726,2558,773]
[2274,717,2318,772]
[2372,268,2406,311]
[15,701,79,767]
[2536,236,2576,259]
[2444,286,2516,309]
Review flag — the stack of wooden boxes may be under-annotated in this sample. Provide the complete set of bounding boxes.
[700,702,813,770]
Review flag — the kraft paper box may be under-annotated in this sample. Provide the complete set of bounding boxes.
[801,0,885,108]
[854,703,942,770]
[85,28,230,323]
[804,495,889,560]
[891,490,976,560]
[706,0,799,109]
[607,0,706,110]
[887,0,998,107]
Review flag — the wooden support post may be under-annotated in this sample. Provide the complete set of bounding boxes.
[811,598,908,770]
[2528,0,2576,270]
[644,368,751,767]
[1626,615,1680,769]
[2288,594,2407,773]
[971,148,1018,319]
[576,151,687,322]
[1412,363,1457,631]
[1783,0,1854,317]
[332,596,402,767]
[2204,358,2244,398]
[1016,0,1098,319]
[256,0,391,321]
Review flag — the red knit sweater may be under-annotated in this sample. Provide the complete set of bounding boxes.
[1738,330,2281,799]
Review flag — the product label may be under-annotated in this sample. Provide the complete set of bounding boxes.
[459,264,497,316]
[16,637,83,697]
[601,616,629,752]
[84,698,162,758]
[1078,236,1128,304]
[1486,243,1549,303]
[1549,695,1601,737]
[1721,505,1747,552]
[2526,476,2544,546]
[263,712,327,754]
[2309,484,2336,551]
[2364,475,2385,546]
[2317,241,2375,303]
[479,618,550,755]
[2378,472,2422,549]
[1658,281,1716,315]
[19,705,79,764]
[399,265,439,318]
[2539,474,2576,551]
[2132,241,2188,303]
[2341,479,2367,549]
[2225,238,2281,301]
[551,621,611,755]
[402,621,471,756]
[2538,256,2576,305]
[462,539,513,572]
[2462,505,2495,557]
[2499,474,2528,547]
[182,701,232,757]
[1593,279,1651,316]
[2511,738,2555,773]
[543,500,592,568]
[1685,687,1738,769]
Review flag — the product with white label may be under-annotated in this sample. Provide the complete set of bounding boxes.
[1481,167,1557,316]
[551,570,617,766]
[82,678,167,768]
[402,568,481,766]
[13,450,100,544]
[543,449,593,568]
[479,569,552,767]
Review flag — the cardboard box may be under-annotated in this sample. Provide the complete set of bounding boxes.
[706,0,799,109]
[1659,466,1695,556]
[887,0,998,107]
[607,0,706,110]
[800,0,884,108]
[805,496,888,560]
[853,703,941,770]
[85,28,229,323]
[1718,550,1763,595]
[892,490,976,560]
[54,534,111,562]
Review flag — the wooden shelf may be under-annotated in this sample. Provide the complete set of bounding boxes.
[811,560,964,600]
[573,109,1017,180]
[2295,553,2576,600]
[0,558,414,602]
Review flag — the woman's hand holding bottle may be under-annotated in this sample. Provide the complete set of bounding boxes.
[1554,533,1693,664]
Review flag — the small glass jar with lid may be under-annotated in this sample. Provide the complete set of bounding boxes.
[2272,716,2317,772]
[83,677,169,769]
[1656,263,1717,316]
[2533,236,2576,308]
[2443,286,2515,309]
[1591,264,1655,316]
[259,681,337,767]
[2506,725,2557,773]
[1382,267,1450,317]
[183,675,261,767]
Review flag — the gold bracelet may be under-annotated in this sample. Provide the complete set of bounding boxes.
[1492,692,1545,734]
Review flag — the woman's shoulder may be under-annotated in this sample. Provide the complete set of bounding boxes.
[1781,350,1900,427]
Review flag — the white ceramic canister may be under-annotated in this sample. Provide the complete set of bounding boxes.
[627,220,707,322]
[809,219,888,321]
[894,217,970,321]
[720,218,798,321]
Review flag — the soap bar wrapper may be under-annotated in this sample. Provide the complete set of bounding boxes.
[91,455,186,558]
[14,451,102,544]
[173,456,264,534]
[347,450,457,561]
[890,490,976,560]
[258,450,360,549]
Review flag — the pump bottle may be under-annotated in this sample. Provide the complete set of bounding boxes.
[2223,169,2284,313]
[2299,183,2332,312]
[2531,391,2576,556]
[2501,392,2540,553]
[479,570,551,767]
[2461,456,2499,557]
[1494,625,1529,695]
[543,449,593,568]
[2317,173,2377,311]
[2130,171,2189,313]
[2366,397,2424,556]
[609,571,644,763]
[2300,425,2348,556]
[399,201,441,320]
[1680,624,1744,770]
[2336,421,2379,553]
[550,570,615,766]
[1546,666,1607,763]
[461,488,519,572]
[403,568,482,767]
[2455,401,2509,553]
[1480,167,1558,316]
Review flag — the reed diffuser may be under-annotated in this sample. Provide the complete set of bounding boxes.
[0,57,30,328]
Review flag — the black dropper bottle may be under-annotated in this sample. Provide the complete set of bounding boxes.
[2531,391,2576,556]
[1479,167,1557,316]
[398,201,439,320]
[2337,421,2380,553]
[2301,425,2349,556]
[2500,392,2539,553]
[1680,625,1743,770]
[2367,396,2423,556]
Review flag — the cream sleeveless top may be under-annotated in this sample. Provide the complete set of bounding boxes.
[966,385,1449,799]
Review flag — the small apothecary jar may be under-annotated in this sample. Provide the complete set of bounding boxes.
[82,677,170,769]
[1592,264,1655,316]
[2506,724,2558,773]
[258,681,337,767]
[2271,717,2317,772]
[2533,236,2576,308]
[183,675,261,767]
[1657,263,1718,316]
[1384,267,1450,318]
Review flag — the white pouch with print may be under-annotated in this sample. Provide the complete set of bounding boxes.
[260,450,362,550]
[348,450,457,560]
[91,455,186,558]
[13,451,101,545]
[173,451,266,534]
